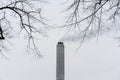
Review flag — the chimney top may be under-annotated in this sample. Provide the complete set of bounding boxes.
[58,42,63,44]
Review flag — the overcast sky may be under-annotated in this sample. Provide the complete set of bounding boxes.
[0,0,120,80]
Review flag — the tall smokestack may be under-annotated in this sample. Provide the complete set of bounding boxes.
[56,42,64,80]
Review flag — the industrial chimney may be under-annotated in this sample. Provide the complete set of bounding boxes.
[56,42,64,80]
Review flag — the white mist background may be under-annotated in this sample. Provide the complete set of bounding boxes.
[0,0,120,80]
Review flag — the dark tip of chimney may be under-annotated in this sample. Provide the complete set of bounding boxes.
[58,42,63,44]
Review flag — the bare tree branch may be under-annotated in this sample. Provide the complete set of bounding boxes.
[64,0,120,45]
[0,0,47,57]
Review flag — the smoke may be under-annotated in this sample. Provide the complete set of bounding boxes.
[60,29,107,42]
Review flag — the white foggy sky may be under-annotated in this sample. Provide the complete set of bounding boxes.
[0,0,120,80]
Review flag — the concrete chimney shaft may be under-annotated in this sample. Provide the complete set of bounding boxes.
[56,42,64,80]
